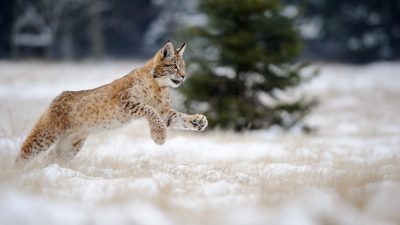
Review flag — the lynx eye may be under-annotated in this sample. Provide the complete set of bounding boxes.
[174,64,179,70]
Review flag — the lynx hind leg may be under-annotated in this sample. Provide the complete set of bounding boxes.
[51,135,87,162]
[17,100,71,164]
[16,120,62,163]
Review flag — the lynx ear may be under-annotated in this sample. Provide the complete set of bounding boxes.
[162,41,174,59]
[177,43,186,57]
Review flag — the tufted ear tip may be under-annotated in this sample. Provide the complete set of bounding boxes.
[177,43,186,57]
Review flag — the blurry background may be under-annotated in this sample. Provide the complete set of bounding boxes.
[1,1,400,225]
[1,0,399,61]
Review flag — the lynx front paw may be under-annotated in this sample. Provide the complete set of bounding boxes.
[190,114,208,131]
[151,123,167,145]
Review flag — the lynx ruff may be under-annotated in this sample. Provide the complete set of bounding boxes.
[17,41,208,163]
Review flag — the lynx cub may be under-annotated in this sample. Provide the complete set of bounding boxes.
[17,41,208,162]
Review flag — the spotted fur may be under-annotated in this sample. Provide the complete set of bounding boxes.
[16,41,208,163]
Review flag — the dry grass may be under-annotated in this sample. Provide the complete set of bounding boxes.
[0,61,399,225]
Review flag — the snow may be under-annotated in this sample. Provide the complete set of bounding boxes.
[1,61,400,225]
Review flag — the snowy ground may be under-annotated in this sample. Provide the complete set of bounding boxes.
[0,61,399,225]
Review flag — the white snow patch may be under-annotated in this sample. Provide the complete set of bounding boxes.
[1,62,400,225]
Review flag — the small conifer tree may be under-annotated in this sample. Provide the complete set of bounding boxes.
[180,0,316,131]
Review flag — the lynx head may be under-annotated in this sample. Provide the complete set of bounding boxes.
[153,41,186,88]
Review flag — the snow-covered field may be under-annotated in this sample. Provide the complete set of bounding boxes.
[0,61,399,225]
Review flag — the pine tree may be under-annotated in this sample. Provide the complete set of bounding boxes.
[180,0,316,131]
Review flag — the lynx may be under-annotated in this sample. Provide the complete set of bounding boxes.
[16,41,208,162]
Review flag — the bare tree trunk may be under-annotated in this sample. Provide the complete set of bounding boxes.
[89,0,104,59]
[61,21,73,59]
[11,0,18,59]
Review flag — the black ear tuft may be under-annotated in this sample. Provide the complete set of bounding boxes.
[177,43,186,57]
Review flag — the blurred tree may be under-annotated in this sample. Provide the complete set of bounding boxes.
[104,0,158,58]
[9,0,109,59]
[5,0,159,59]
[144,0,201,54]
[295,0,400,62]
[180,0,316,131]
[0,0,14,58]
